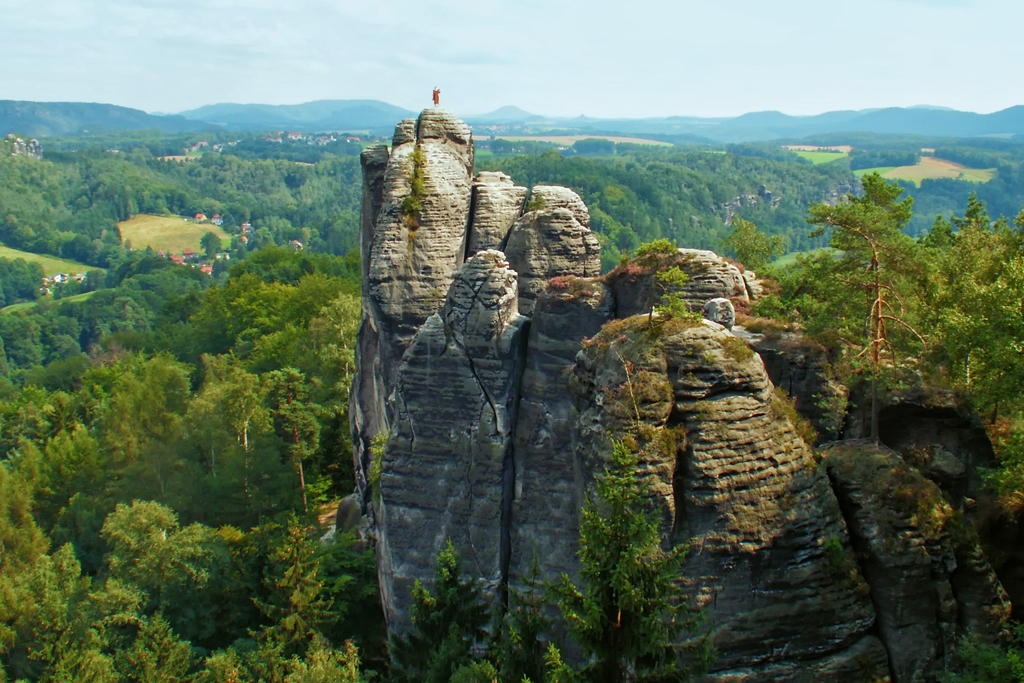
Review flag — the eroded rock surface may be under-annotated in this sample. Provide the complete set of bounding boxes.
[504,206,601,316]
[350,107,1012,681]
[466,171,527,256]
[570,317,886,681]
[508,278,614,587]
[377,251,528,627]
[823,440,1010,683]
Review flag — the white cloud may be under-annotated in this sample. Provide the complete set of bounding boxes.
[0,0,1021,117]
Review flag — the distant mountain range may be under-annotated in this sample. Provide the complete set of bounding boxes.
[176,99,415,132]
[2,98,1023,143]
[467,105,1024,143]
[0,101,208,136]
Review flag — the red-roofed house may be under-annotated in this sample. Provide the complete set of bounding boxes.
[194,213,207,223]
[200,265,213,275]
[170,254,185,265]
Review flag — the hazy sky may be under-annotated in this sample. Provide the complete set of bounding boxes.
[1,0,1021,118]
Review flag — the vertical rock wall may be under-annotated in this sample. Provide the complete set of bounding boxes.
[350,107,1010,681]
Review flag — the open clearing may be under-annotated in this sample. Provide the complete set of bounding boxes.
[2,291,97,315]
[118,214,230,254]
[783,145,854,154]
[495,135,673,147]
[855,156,995,186]
[0,245,97,276]
[794,150,849,164]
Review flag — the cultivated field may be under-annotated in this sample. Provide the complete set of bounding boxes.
[496,135,673,146]
[118,214,230,253]
[855,156,995,187]
[0,245,97,276]
[794,150,849,164]
[783,145,854,153]
[2,291,97,315]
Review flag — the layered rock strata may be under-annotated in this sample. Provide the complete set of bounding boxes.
[377,251,528,626]
[822,440,1010,683]
[351,107,1011,680]
[570,317,888,681]
[466,171,527,256]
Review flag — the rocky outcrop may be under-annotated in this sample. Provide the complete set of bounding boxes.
[466,171,527,256]
[742,329,848,443]
[508,278,614,587]
[609,248,749,318]
[823,440,1010,683]
[504,206,602,316]
[6,134,42,159]
[377,251,528,627]
[351,107,1011,681]
[570,317,886,681]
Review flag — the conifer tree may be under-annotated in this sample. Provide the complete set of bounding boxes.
[388,539,489,683]
[551,440,711,683]
[255,515,333,654]
[808,172,924,441]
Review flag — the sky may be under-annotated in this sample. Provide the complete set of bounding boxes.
[1,0,1022,119]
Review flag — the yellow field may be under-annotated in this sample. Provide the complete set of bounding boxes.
[856,157,995,187]
[0,245,96,276]
[496,135,673,147]
[118,214,230,254]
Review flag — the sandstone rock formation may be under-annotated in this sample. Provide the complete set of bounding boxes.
[377,250,527,625]
[570,317,888,681]
[702,297,735,329]
[823,440,1010,682]
[466,171,527,256]
[351,107,1011,681]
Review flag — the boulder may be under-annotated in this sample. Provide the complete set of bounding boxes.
[702,297,735,329]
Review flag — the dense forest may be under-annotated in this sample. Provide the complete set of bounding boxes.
[3,124,1024,680]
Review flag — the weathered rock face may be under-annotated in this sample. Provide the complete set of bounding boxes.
[366,107,475,369]
[823,441,1010,683]
[504,206,602,316]
[742,329,848,443]
[508,278,614,587]
[351,107,1011,681]
[377,250,528,627]
[570,318,887,681]
[610,248,750,319]
[466,171,527,256]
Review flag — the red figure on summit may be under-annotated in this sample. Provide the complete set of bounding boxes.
[432,88,440,106]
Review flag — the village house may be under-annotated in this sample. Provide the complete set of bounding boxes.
[182,248,200,262]
[200,265,213,276]
[241,222,253,234]
[290,240,304,251]
[170,254,185,265]
[194,213,207,223]
[212,214,224,226]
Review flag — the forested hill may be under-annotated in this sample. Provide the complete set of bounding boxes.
[479,149,854,268]
[0,101,209,136]
[0,135,364,268]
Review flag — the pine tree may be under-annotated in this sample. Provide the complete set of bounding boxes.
[493,558,552,683]
[551,440,711,683]
[255,515,333,654]
[808,172,924,442]
[388,539,489,683]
